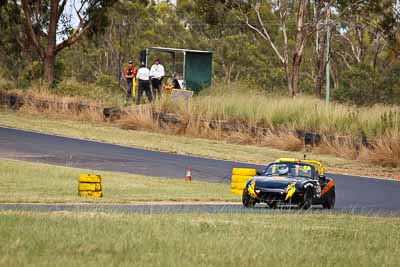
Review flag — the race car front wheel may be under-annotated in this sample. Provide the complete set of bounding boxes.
[299,188,313,210]
[242,190,256,208]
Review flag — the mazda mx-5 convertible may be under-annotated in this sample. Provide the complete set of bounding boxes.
[242,161,335,209]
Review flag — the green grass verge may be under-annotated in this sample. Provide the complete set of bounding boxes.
[0,110,398,178]
[1,211,399,266]
[0,160,236,203]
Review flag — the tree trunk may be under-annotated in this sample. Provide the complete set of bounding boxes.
[44,0,58,86]
[44,54,55,85]
[291,54,302,96]
[313,0,326,98]
[291,0,308,97]
[284,62,293,96]
[331,62,339,89]
[314,66,324,97]
[314,33,326,97]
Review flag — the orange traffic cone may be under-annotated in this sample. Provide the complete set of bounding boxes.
[185,167,192,182]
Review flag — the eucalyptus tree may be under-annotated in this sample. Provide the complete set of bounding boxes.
[334,0,399,69]
[233,0,334,96]
[17,0,117,86]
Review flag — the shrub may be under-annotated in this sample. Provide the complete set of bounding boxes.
[0,77,16,91]
[380,63,400,105]
[95,74,119,89]
[56,78,124,106]
[333,63,400,106]
[333,64,381,105]
[16,61,43,89]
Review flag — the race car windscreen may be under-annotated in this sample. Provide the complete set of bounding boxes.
[265,163,314,179]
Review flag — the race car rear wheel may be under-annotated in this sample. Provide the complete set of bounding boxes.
[322,187,335,209]
[299,188,313,210]
[242,190,256,208]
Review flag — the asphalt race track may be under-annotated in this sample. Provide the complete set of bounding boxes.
[1,126,400,213]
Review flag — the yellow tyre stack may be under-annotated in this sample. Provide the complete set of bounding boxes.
[230,168,257,195]
[78,174,103,198]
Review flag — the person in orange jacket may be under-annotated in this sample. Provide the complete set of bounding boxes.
[124,60,136,102]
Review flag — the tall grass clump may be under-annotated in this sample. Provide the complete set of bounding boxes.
[153,82,400,140]
[359,130,400,167]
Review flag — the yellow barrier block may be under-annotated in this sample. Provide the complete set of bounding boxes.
[230,188,244,195]
[230,186,245,191]
[231,168,256,176]
[230,182,246,190]
[79,191,103,198]
[78,183,101,191]
[231,175,252,183]
[79,174,101,183]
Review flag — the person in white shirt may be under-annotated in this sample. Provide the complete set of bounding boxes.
[136,62,153,104]
[149,57,165,99]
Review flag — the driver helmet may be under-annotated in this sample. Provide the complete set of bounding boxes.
[278,165,289,176]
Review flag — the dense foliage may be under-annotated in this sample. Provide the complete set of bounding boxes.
[0,0,399,104]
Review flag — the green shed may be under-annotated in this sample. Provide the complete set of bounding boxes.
[141,47,213,93]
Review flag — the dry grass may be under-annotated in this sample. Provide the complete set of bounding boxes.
[313,133,400,168]
[2,88,103,121]
[119,105,158,131]
[119,106,304,152]
[315,136,360,160]
[359,131,400,168]
[260,130,304,151]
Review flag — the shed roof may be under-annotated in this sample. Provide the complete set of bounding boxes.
[147,47,213,54]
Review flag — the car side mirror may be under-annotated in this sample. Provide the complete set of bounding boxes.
[256,170,262,176]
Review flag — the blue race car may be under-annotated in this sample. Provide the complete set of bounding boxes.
[242,161,335,209]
